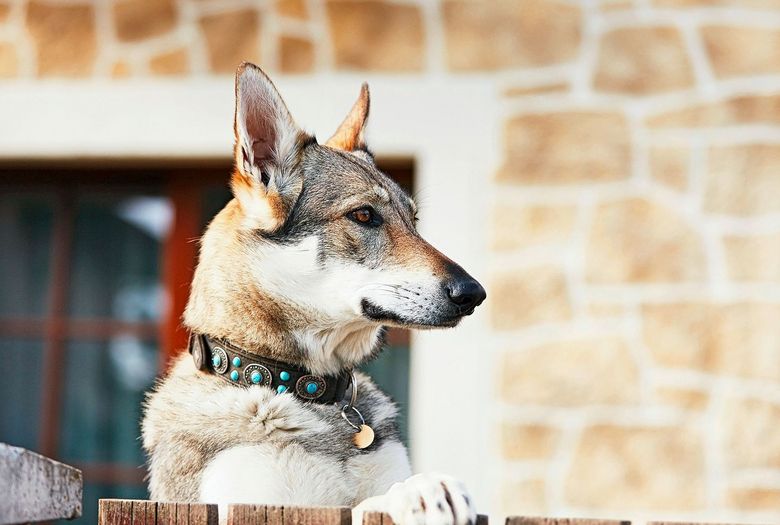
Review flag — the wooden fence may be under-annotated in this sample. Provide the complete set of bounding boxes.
[98,500,759,525]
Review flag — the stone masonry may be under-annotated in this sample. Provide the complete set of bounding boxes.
[1,0,780,522]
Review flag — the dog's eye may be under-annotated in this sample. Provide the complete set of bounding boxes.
[349,207,382,227]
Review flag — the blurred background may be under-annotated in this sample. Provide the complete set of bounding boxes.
[1,0,780,524]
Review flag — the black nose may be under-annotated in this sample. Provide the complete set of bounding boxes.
[446,279,487,312]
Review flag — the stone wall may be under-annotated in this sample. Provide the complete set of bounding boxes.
[2,0,780,522]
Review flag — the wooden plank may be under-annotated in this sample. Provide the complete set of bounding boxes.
[187,503,219,525]
[361,511,385,525]
[284,505,351,524]
[119,500,133,525]
[506,519,629,525]
[265,505,284,525]
[98,499,124,525]
[0,443,82,524]
[227,504,265,525]
[131,500,157,525]
[157,502,176,525]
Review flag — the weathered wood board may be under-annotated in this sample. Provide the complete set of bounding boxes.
[99,500,217,525]
[0,442,83,524]
[227,504,351,525]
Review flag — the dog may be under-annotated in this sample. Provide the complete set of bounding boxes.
[141,62,487,525]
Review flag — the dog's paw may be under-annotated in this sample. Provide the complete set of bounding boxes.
[354,473,476,525]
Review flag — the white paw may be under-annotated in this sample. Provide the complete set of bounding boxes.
[356,473,476,525]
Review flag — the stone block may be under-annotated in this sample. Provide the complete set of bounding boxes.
[565,425,706,510]
[149,48,189,76]
[442,0,581,71]
[497,112,630,184]
[723,397,780,469]
[702,25,780,78]
[200,9,260,74]
[501,338,640,406]
[585,198,705,283]
[595,27,694,94]
[501,423,560,460]
[492,204,577,251]
[647,94,780,127]
[279,36,314,74]
[705,144,780,216]
[643,302,780,381]
[491,267,571,329]
[113,0,176,42]
[26,1,96,77]
[326,1,423,72]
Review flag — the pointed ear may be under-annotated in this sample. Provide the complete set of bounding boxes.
[325,83,370,152]
[232,62,308,231]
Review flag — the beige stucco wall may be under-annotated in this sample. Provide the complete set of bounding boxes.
[3,0,780,523]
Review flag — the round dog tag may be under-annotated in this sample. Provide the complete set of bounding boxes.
[353,424,374,449]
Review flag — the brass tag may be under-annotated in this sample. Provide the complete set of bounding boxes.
[353,424,375,449]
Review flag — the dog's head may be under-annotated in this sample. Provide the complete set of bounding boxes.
[197,63,485,337]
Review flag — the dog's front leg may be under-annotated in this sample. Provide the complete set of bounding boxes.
[352,473,476,525]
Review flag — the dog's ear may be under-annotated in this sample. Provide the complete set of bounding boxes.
[325,83,370,152]
[231,62,307,231]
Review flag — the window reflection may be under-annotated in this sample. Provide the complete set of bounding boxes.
[0,193,54,317]
[68,192,171,321]
[60,338,157,466]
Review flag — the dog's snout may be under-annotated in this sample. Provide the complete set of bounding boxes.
[445,278,487,312]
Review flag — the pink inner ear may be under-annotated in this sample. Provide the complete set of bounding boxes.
[252,138,274,165]
[246,108,277,166]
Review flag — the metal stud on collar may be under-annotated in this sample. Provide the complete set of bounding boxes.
[243,363,271,386]
[295,374,326,399]
[211,347,228,374]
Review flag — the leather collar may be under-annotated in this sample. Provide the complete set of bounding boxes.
[188,333,351,405]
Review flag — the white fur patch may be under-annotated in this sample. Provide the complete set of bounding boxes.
[353,472,476,525]
[248,236,444,373]
[200,441,412,519]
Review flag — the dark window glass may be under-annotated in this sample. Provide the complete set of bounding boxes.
[0,193,53,316]
[0,339,44,451]
[59,338,157,466]
[361,342,410,444]
[201,184,231,229]
[68,192,170,321]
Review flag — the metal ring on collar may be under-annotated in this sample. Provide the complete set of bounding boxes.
[341,405,365,432]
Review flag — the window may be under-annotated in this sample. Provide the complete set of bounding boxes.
[0,160,413,524]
